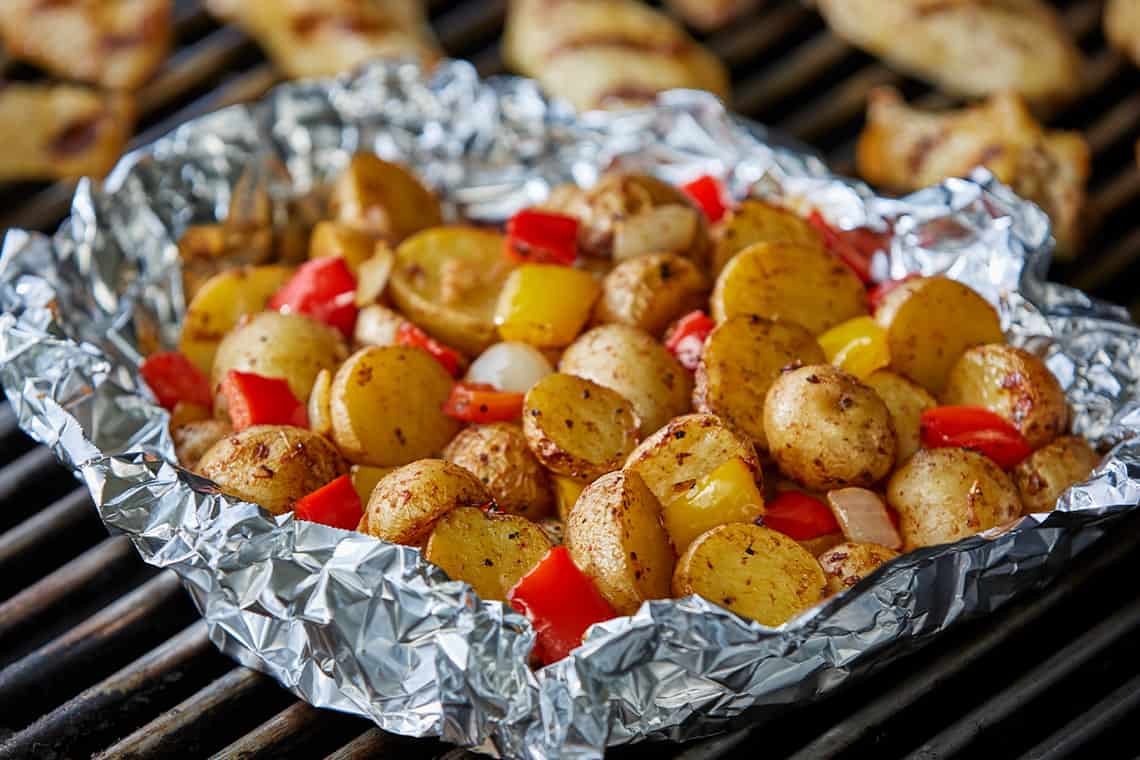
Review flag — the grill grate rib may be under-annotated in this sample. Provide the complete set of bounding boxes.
[3,1,1140,758]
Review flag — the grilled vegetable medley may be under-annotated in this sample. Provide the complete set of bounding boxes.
[143,155,1100,665]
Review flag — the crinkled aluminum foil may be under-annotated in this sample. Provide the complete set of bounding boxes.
[2,60,1140,759]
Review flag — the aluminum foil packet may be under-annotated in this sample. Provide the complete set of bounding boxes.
[3,60,1140,759]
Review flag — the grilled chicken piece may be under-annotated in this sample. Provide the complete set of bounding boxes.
[503,0,730,111]
[816,0,1083,105]
[664,0,761,31]
[0,0,171,91]
[206,0,440,79]
[1106,0,1140,67]
[0,82,134,180]
[857,88,1089,258]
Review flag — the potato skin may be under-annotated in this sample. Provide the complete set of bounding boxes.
[672,523,826,626]
[1013,435,1100,514]
[174,419,232,471]
[711,241,868,334]
[522,373,640,482]
[711,199,824,276]
[443,422,555,520]
[565,469,674,615]
[424,507,552,601]
[874,276,1004,394]
[695,315,825,450]
[210,311,347,417]
[363,459,491,545]
[818,542,900,595]
[942,344,1068,450]
[764,364,896,491]
[330,346,462,467]
[863,370,937,464]
[887,448,1023,550]
[560,324,692,436]
[197,425,347,515]
[624,413,761,507]
[594,252,707,336]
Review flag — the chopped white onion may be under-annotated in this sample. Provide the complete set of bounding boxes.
[466,342,554,393]
[826,487,903,550]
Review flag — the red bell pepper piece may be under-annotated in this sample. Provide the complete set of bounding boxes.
[806,210,889,285]
[763,491,841,541]
[664,310,716,371]
[268,257,358,337]
[443,382,524,423]
[140,351,212,411]
[508,546,617,665]
[395,322,463,378]
[221,370,309,431]
[868,274,922,312]
[292,475,363,530]
[504,209,580,266]
[680,175,730,223]
[920,406,1032,469]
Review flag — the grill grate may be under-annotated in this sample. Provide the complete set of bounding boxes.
[3,1,1140,758]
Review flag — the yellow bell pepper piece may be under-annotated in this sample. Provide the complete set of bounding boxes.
[818,315,890,379]
[663,457,765,553]
[309,221,379,273]
[494,264,601,347]
[553,475,587,522]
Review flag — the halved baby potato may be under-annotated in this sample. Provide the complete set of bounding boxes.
[710,199,824,276]
[1012,435,1101,514]
[565,469,674,615]
[672,523,826,626]
[389,226,515,355]
[522,373,640,482]
[863,369,937,464]
[328,153,443,242]
[443,422,555,520]
[363,459,491,545]
[424,506,553,601]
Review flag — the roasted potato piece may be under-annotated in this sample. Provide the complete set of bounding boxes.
[1013,436,1101,514]
[329,154,443,241]
[888,448,1023,550]
[522,373,640,482]
[863,370,937,464]
[818,542,900,595]
[362,459,490,545]
[309,221,379,273]
[197,425,347,515]
[874,276,1004,394]
[711,242,868,335]
[390,226,515,355]
[857,88,1089,257]
[0,0,171,90]
[330,347,462,467]
[307,369,333,438]
[545,173,710,262]
[625,413,760,507]
[178,223,275,303]
[173,419,232,471]
[210,311,347,417]
[503,0,729,111]
[353,304,408,348]
[765,365,896,491]
[560,324,692,436]
[0,83,134,181]
[710,200,824,276]
[664,0,760,31]
[673,524,825,626]
[942,344,1068,450]
[695,316,825,450]
[594,253,707,337]
[494,264,601,348]
[207,0,439,80]
[565,470,674,615]
[443,423,555,519]
[349,465,394,506]
[424,507,552,601]
[1107,0,1140,68]
[815,0,1083,104]
[178,265,295,374]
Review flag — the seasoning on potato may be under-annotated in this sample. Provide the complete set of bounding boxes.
[173,418,232,471]
[1013,435,1101,514]
[672,523,826,626]
[523,373,640,482]
[594,252,708,337]
[363,459,491,545]
[443,422,555,520]
[818,542,900,595]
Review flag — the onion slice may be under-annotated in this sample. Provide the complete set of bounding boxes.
[466,341,553,393]
[826,487,903,550]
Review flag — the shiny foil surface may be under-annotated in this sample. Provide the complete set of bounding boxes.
[2,61,1140,759]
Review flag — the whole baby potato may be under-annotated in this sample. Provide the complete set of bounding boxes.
[173,418,232,471]
[817,542,900,595]
[887,447,1023,550]
[764,364,896,491]
[1013,435,1101,513]
[593,252,707,336]
[443,422,555,520]
[362,459,491,545]
[210,311,347,417]
[196,424,347,515]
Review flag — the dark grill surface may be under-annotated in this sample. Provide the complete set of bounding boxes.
[3,1,1140,758]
